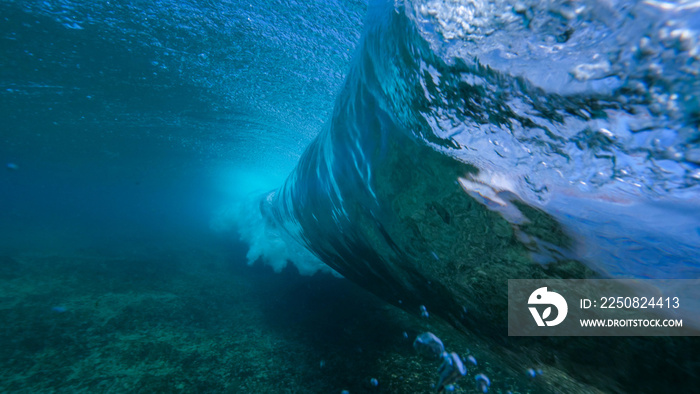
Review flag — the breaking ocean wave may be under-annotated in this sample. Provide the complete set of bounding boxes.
[239,0,700,329]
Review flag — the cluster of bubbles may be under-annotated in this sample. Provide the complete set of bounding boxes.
[527,367,544,378]
[333,304,548,393]
[420,304,430,319]
[412,326,494,393]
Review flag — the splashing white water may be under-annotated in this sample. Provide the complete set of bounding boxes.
[211,192,337,276]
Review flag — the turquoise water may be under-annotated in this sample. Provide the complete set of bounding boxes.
[2,0,700,392]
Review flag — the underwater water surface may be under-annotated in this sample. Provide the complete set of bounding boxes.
[1,0,700,393]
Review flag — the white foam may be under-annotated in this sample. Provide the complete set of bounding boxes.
[211,193,337,276]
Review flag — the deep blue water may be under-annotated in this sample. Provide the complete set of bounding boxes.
[1,0,364,254]
[2,0,700,392]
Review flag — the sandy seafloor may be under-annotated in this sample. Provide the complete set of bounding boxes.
[0,237,616,394]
